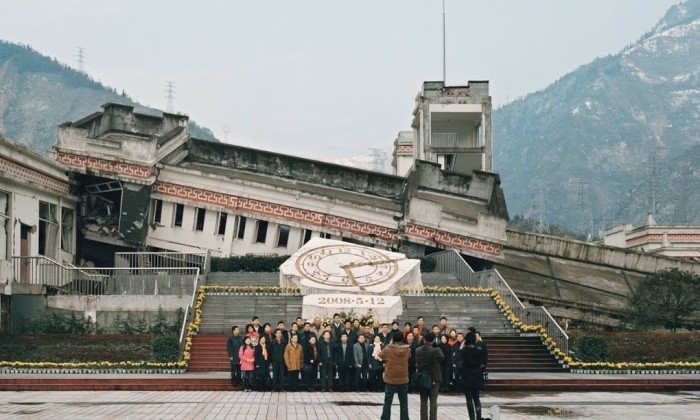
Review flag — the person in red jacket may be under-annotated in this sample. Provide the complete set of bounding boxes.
[238,336,255,392]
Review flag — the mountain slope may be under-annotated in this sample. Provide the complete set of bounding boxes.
[0,41,215,152]
[494,0,700,234]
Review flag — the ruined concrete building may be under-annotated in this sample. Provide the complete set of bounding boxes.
[49,82,508,266]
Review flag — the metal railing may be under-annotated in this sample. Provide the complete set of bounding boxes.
[114,251,209,275]
[431,132,459,148]
[11,256,199,296]
[430,249,569,356]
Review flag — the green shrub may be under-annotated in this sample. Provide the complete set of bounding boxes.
[575,335,609,362]
[151,335,180,362]
[419,256,436,272]
[211,255,289,272]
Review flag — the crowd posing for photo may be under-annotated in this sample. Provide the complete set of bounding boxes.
[227,314,491,420]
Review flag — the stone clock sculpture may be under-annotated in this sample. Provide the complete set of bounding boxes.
[280,238,423,322]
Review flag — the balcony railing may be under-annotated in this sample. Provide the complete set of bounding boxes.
[114,251,209,275]
[11,256,199,296]
[431,132,459,148]
[429,249,569,356]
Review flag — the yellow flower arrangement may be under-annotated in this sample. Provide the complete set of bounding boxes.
[396,286,491,294]
[201,285,300,294]
[487,289,700,372]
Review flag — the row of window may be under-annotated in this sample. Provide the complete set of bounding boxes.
[151,199,330,249]
[0,192,74,260]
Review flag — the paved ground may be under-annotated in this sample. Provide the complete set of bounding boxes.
[0,389,698,419]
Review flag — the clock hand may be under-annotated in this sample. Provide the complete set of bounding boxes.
[342,258,405,269]
[342,266,365,291]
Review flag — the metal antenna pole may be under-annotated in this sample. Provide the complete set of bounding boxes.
[442,0,446,83]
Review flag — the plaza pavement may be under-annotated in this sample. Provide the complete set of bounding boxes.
[0,388,698,419]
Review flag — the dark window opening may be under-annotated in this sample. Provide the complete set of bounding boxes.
[255,220,268,244]
[217,212,228,236]
[195,207,206,231]
[277,224,290,248]
[235,216,247,240]
[302,229,313,245]
[174,203,184,227]
[152,199,163,224]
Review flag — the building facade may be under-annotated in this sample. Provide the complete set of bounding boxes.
[0,134,78,332]
[603,214,700,261]
[47,82,507,267]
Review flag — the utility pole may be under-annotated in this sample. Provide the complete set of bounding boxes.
[442,0,446,83]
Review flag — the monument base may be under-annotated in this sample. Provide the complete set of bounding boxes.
[302,294,403,324]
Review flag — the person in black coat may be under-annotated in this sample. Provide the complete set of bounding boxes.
[317,330,335,391]
[438,335,453,392]
[415,333,445,420]
[254,335,271,391]
[333,333,355,392]
[270,329,287,391]
[451,332,464,392]
[461,332,488,420]
[341,320,358,345]
[303,336,319,392]
[226,325,244,386]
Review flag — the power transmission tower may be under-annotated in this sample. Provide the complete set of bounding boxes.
[76,47,86,72]
[645,147,667,221]
[574,178,593,238]
[524,180,550,234]
[222,126,230,143]
[369,148,387,173]
[165,81,176,113]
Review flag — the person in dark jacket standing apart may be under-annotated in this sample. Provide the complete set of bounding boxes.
[378,339,411,420]
[226,325,243,386]
[415,333,444,420]
[461,332,491,420]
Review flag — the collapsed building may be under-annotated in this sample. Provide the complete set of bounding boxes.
[51,81,508,266]
[2,80,697,332]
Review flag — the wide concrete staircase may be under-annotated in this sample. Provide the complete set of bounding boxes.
[187,272,566,373]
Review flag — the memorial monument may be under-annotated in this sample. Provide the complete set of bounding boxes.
[280,238,423,322]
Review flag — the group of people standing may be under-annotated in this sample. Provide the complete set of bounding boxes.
[226,314,490,420]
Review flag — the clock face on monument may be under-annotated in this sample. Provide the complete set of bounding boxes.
[295,244,401,291]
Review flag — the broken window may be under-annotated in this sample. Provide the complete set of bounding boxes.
[39,201,58,259]
[0,191,8,260]
[152,199,163,224]
[217,212,228,236]
[235,216,247,240]
[173,203,184,228]
[195,207,206,231]
[61,207,74,253]
[81,180,122,239]
[277,224,290,248]
[255,220,268,244]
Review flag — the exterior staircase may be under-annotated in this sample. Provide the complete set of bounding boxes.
[187,272,567,373]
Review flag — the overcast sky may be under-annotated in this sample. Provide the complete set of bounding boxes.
[1,0,678,162]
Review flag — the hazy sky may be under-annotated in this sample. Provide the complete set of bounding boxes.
[1,0,678,161]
